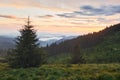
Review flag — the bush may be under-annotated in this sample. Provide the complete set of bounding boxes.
[98,73,114,80]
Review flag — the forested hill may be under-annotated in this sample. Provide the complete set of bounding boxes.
[45,23,120,55]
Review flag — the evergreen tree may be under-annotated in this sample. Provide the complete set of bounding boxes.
[8,17,45,68]
[71,45,85,64]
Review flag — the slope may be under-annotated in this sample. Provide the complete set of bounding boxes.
[46,23,120,55]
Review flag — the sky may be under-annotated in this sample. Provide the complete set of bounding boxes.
[0,0,120,38]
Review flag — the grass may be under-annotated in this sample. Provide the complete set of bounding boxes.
[0,63,9,70]
[0,63,120,80]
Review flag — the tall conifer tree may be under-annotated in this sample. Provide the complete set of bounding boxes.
[8,17,43,68]
[71,45,85,64]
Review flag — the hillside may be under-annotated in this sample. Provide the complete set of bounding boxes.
[45,23,120,63]
[46,23,120,55]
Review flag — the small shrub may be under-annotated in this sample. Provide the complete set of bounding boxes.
[6,76,16,80]
[98,74,114,80]
[32,76,41,80]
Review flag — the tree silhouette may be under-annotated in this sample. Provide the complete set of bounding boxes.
[8,17,45,68]
[71,45,85,64]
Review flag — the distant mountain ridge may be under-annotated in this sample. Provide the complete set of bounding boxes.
[0,35,77,49]
[40,36,76,47]
[45,23,120,55]
[0,36,15,50]
[55,36,77,44]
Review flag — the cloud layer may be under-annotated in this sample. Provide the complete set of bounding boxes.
[0,14,26,20]
[37,15,53,18]
[0,0,120,36]
[0,15,17,19]
[77,5,120,16]
[57,5,120,18]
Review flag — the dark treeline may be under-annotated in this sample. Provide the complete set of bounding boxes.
[45,23,120,55]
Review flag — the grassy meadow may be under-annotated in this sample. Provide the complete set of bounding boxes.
[0,63,120,80]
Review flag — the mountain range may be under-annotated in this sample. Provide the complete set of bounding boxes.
[45,23,120,55]
[0,35,76,50]
[45,23,120,63]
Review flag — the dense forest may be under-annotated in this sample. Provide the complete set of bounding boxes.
[45,23,120,63]
[46,23,120,54]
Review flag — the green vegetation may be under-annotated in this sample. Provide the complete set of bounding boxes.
[82,30,120,63]
[0,63,120,80]
[0,63,9,70]
[0,22,120,79]
[47,53,71,64]
[46,23,120,64]
[7,17,46,68]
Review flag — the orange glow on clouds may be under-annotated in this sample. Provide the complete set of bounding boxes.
[0,0,120,36]
[35,25,104,34]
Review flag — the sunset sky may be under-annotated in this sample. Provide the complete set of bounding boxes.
[0,0,120,37]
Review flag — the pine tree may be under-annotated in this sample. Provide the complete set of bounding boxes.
[8,17,45,68]
[71,45,85,64]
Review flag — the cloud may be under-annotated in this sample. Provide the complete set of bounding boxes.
[39,36,63,41]
[57,13,75,18]
[0,15,17,19]
[37,15,54,18]
[76,5,120,16]
[97,18,106,22]
[0,14,26,20]
[0,0,71,12]
[97,17,120,23]
[57,5,120,18]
